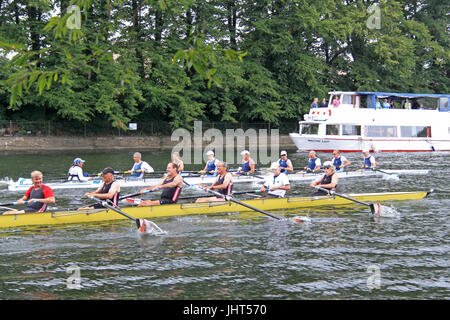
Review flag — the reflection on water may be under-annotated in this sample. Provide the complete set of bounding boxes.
[0,151,449,299]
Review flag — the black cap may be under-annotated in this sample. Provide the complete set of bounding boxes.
[102,167,114,175]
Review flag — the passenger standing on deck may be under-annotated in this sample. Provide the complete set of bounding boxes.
[278,150,294,173]
[332,96,341,107]
[129,152,154,179]
[260,162,290,198]
[200,150,218,176]
[235,150,255,175]
[310,162,338,196]
[138,162,183,206]
[311,98,319,108]
[79,167,120,210]
[172,152,184,173]
[375,99,382,109]
[331,150,351,172]
[196,161,233,203]
[361,149,378,170]
[299,151,321,173]
[319,98,328,108]
[3,171,55,215]
[68,158,92,181]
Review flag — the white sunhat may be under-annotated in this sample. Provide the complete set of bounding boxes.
[73,157,85,164]
[323,161,335,170]
[280,150,287,156]
[270,162,280,170]
[205,150,215,156]
[240,150,250,155]
[362,149,370,153]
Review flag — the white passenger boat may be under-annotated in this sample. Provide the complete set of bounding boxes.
[5,169,430,192]
[289,91,450,152]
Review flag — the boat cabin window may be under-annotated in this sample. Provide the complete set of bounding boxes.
[410,97,436,110]
[342,125,361,136]
[438,98,449,110]
[365,125,398,138]
[326,124,339,136]
[400,126,430,138]
[300,123,319,135]
[342,95,354,105]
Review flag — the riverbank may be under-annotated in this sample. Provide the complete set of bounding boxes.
[0,135,296,152]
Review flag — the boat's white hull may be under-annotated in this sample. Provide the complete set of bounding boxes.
[289,133,450,152]
[5,169,430,192]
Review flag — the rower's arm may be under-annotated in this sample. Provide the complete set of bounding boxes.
[344,159,351,167]
[249,160,255,173]
[32,196,56,204]
[286,160,294,172]
[143,162,154,173]
[309,176,322,187]
[158,175,183,189]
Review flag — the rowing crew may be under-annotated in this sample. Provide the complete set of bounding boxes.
[65,151,185,181]
[199,150,256,176]
[1,160,339,215]
[297,149,378,173]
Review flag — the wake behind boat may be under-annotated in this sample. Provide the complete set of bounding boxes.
[0,190,432,229]
[4,169,430,192]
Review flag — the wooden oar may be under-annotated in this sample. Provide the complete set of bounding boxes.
[87,196,164,234]
[182,180,281,220]
[315,187,376,215]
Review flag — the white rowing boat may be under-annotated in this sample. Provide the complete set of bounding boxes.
[3,169,429,192]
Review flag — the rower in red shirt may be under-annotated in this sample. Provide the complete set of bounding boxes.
[3,171,55,215]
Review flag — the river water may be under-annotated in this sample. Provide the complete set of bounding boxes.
[0,150,448,300]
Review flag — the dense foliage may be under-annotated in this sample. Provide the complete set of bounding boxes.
[0,0,448,129]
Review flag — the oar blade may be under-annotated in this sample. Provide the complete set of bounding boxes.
[137,218,166,235]
[370,203,376,215]
[290,216,311,224]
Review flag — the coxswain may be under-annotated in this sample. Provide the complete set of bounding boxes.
[68,158,92,181]
[278,150,294,173]
[200,150,218,176]
[129,152,154,179]
[3,171,55,215]
[79,167,120,210]
[172,152,184,173]
[310,161,338,196]
[331,150,351,172]
[260,162,290,198]
[138,162,183,206]
[196,161,233,203]
[234,150,255,175]
[361,149,378,170]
